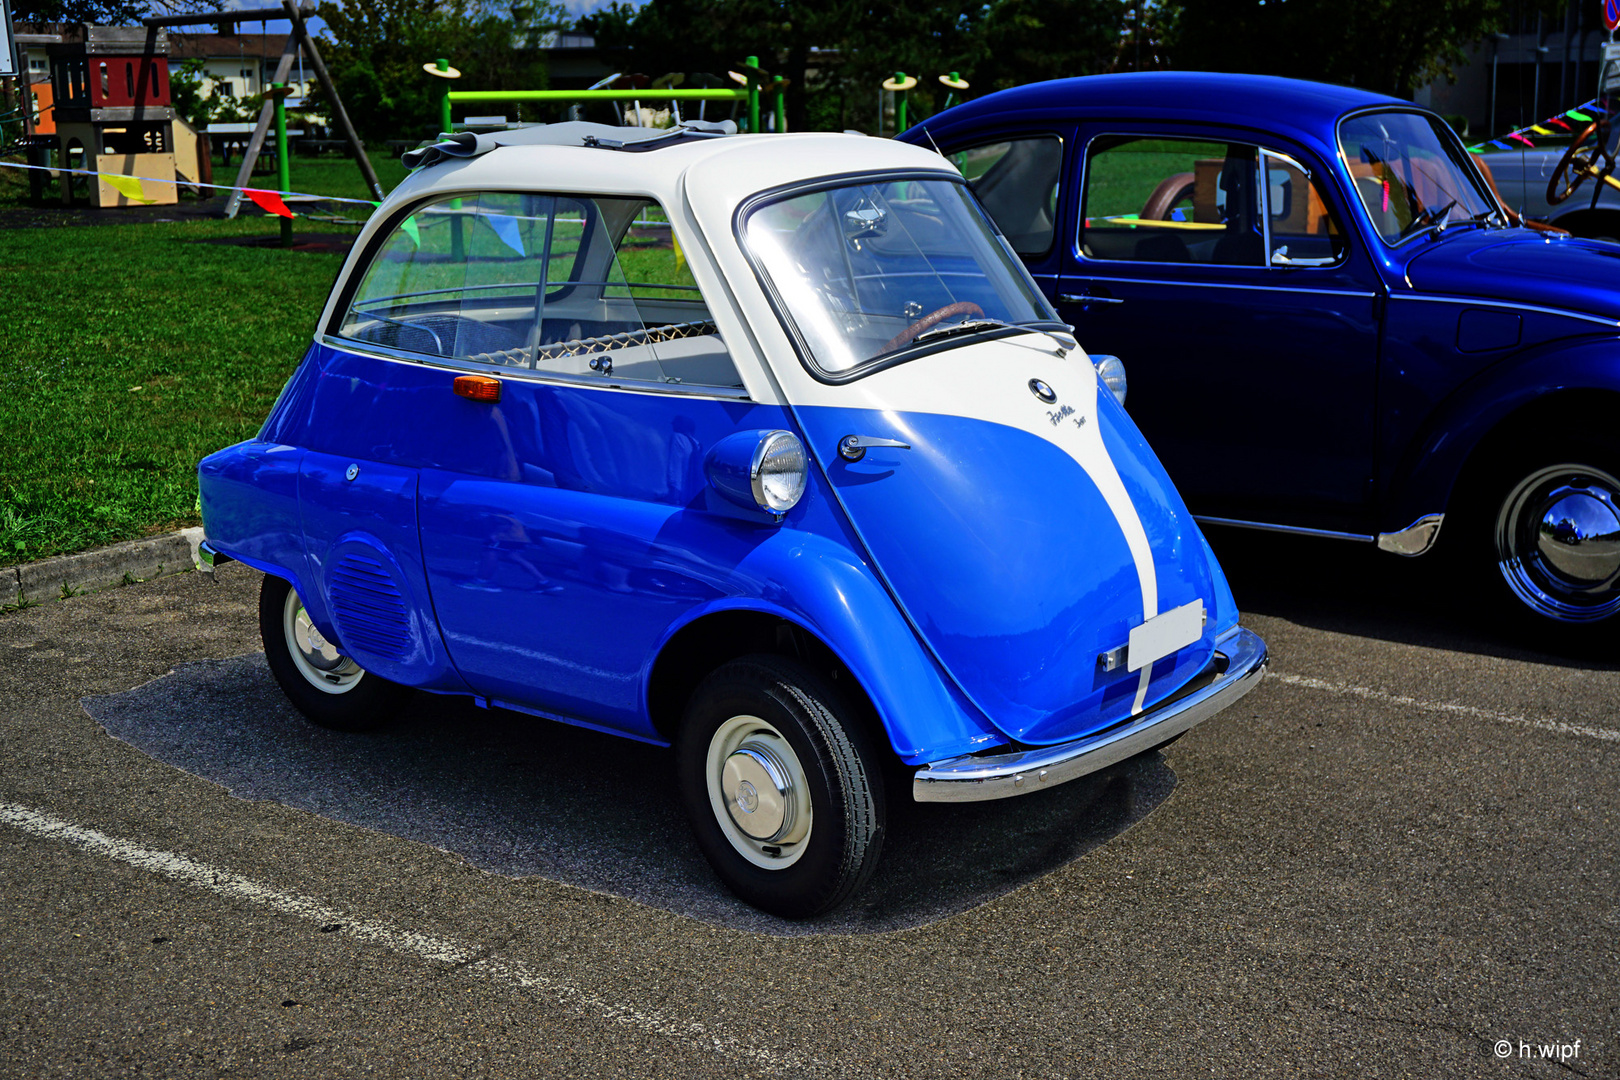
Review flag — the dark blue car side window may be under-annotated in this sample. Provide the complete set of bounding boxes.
[948,136,1064,257]
[1081,136,1265,266]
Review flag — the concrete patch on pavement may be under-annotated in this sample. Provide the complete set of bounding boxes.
[83,653,1173,936]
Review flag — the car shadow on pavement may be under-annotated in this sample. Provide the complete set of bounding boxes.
[83,654,1173,937]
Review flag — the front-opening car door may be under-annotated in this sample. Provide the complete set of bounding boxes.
[1056,128,1383,533]
[734,173,1228,748]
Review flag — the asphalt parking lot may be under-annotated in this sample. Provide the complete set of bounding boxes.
[0,532,1614,1078]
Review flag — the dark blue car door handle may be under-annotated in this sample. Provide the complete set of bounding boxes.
[1058,292,1125,308]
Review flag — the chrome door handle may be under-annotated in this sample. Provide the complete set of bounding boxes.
[1058,293,1124,307]
[838,435,911,462]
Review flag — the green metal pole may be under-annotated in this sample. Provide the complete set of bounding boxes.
[272,83,292,247]
[449,88,749,103]
[773,77,786,133]
[895,73,909,132]
[747,55,760,134]
[436,58,453,135]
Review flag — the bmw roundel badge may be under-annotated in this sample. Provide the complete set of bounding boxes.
[1029,378,1057,404]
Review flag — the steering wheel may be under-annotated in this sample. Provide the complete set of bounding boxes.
[1548,117,1616,205]
[881,301,985,353]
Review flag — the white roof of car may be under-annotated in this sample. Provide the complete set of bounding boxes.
[383,123,955,211]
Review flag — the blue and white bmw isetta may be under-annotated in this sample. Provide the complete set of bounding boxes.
[198,122,1267,917]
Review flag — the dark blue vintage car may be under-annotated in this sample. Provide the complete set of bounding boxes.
[905,72,1620,636]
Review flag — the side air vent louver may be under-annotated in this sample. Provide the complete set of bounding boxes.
[329,554,412,663]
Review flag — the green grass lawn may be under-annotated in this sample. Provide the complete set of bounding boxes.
[0,215,358,565]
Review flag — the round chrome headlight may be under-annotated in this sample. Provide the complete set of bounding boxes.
[1093,354,1127,407]
[750,431,808,516]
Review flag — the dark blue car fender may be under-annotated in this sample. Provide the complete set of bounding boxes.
[1384,335,1620,530]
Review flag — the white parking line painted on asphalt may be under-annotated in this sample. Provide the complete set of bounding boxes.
[1270,673,1620,744]
[0,803,811,1073]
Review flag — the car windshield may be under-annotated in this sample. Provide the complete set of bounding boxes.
[742,177,1061,377]
[1338,111,1498,246]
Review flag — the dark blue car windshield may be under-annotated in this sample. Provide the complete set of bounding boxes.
[1338,111,1496,245]
[742,178,1057,377]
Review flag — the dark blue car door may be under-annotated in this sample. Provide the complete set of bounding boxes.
[1053,123,1385,534]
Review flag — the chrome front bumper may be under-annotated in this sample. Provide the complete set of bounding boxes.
[912,625,1267,803]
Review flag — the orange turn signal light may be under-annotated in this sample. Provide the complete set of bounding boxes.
[453,375,502,403]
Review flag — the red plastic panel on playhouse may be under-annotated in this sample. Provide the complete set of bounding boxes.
[87,57,171,108]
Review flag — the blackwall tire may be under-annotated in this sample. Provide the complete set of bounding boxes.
[676,655,885,919]
[258,574,409,731]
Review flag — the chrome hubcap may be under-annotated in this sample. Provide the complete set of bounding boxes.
[282,588,365,693]
[706,716,812,868]
[1496,463,1620,623]
[293,606,344,670]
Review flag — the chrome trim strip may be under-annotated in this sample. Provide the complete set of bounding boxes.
[1066,276,1377,299]
[1193,515,1375,542]
[1386,293,1620,328]
[1376,513,1444,556]
[912,626,1267,803]
[316,335,754,400]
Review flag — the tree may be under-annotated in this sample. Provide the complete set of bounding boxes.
[580,0,1131,133]
[12,0,146,26]
[1171,0,1562,99]
[313,0,566,142]
[971,0,1129,92]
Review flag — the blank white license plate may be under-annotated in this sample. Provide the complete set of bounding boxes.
[1127,600,1204,672]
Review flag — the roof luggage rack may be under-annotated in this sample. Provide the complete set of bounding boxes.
[402,119,738,169]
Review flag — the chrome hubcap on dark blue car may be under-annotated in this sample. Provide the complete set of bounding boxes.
[1495,464,1620,623]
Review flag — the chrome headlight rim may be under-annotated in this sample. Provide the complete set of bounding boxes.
[749,429,808,518]
[1093,354,1127,407]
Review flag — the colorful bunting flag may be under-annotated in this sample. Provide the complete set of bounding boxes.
[401,216,421,247]
[483,213,525,256]
[104,173,153,204]
[245,188,296,218]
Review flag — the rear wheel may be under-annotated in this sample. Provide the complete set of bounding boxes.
[258,575,408,731]
[676,655,885,919]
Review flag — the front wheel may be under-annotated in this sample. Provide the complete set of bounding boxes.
[676,656,885,919]
[258,575,409,731]
[1477,450,1620,632]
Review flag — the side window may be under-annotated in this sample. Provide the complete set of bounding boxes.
[336,191,742,391]
[1080,136,1264,266]
[1261,150,1348,266]
[949,136,1063,257]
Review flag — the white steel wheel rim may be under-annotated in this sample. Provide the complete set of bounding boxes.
[705,714,813,870]
[282,588,365,695]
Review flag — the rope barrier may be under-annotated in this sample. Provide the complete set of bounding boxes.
[0,158,376,215]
